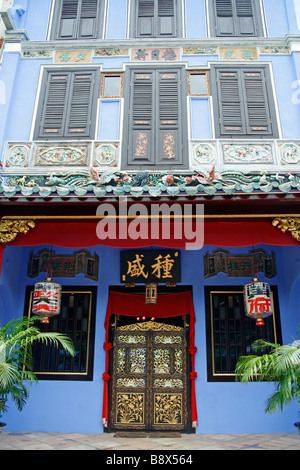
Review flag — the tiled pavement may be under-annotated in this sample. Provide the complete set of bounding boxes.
[0,431,299,450]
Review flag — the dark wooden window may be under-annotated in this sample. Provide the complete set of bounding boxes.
[51,0,105,40]
[130,0,182,38]
[210,65,278,138]
[34,68,100,140]
[122,66,188,169]
[24,286,97,381]
[209,0,264,37]
[205,286,282,382]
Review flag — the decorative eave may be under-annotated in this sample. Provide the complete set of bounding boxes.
[1,169,300,199]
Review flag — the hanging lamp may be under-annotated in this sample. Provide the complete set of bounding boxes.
[145,282,157,304]
[32,248,62,324]
[243,277,273,327]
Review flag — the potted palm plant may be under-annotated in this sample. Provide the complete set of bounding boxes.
[0,315,75,431]
[235,329,300,432]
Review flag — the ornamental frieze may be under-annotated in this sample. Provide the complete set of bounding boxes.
[2,169,300,198]
[33,142,92,167]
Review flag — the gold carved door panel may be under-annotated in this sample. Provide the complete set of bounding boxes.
[110,321,188,432]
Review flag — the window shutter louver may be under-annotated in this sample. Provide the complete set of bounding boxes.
[215,0,234,35]
[79,0,99,38]
[125,67,186,168]
[217,70,245,135]
[137,0,154,36]
[158,0,175,36]
[55,0,101,39]
[36,69,99,140]
[243,70,272,135]
[59,0,79,38]
[136,0,176,37]
[130,71,154,163]
[39,73,70,137]
[212,66,277,138]
[66,72,95,137]
[213,0,259,36]
[236,0,256,35]
[158,71,180,162]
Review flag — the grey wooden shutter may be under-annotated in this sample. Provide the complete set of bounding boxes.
[242,69,273,135]
[128,70,154,164]
[36,69,98,139]
[236,0,256,36]
[157,70,181,164]
[137,0,155,36]
[216,69,246,135]
[38,72,71,138]
[125,66,187,169]
[215,0,235,36]
[214,66,276,137]
[65,71,96,137]
[58,0,79,39]
[158,0,175,36]
[136,0,176,37]
[55,0,100,39]
[213,0,259,36]
[78,0,99,38]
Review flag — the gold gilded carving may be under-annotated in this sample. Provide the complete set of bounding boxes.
[116,393,144,425]
[118,321,183,332]
[0,219,35,243]
[272,217,300,242]
[154,393,183,425]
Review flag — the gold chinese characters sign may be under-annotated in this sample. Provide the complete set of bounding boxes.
[121,250,181,283]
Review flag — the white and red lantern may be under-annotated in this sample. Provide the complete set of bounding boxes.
[32,278,62,324]
[243,279,273,326]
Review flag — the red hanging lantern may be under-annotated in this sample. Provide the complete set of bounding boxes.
[243,278,273,326]
[32,278,62,324]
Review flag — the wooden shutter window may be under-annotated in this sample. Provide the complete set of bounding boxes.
[213,66,276,138]
[36,69,98,140]
[59,0,79,38]
[243,71,272,134]
[66,72,95,136]
[217,71,244,135]
[79,0,99,38]
[54,0,101,39]
[212,0,260,37]
[40,73,70,137]
[158,0,175,36]
[125,67,187,168]
[131,72,153,162]
[136,0,176,37]
[137,0,154,36]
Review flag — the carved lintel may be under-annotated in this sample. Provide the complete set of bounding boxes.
[0,219,36,243]
[272,217,300,242]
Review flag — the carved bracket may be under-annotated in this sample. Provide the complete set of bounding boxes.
[0,219,36,243]
[272,217,300,242]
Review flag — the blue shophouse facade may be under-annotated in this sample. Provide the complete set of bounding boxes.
[0,0,299,434]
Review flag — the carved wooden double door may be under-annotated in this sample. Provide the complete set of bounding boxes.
[110,321,188,432]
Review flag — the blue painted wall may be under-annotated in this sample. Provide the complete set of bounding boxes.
[0,242,299,433]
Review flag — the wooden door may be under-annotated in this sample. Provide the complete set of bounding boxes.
[110,321,188,432]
